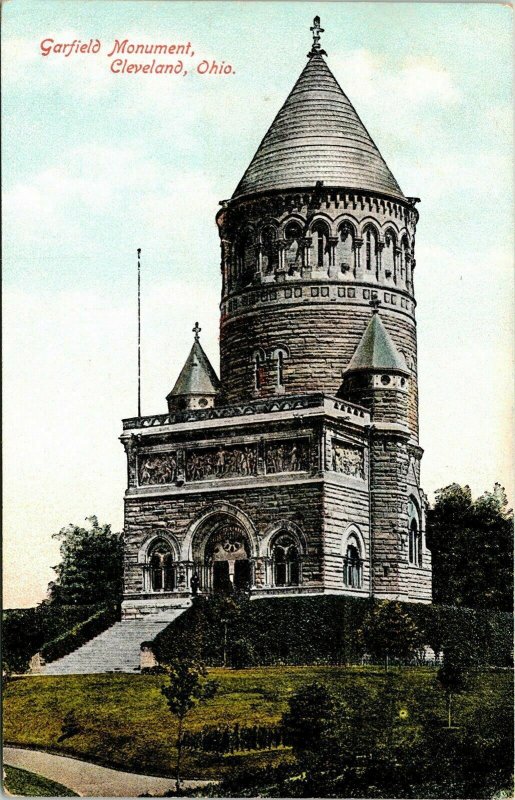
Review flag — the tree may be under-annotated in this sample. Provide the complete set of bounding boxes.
[357,601,422,670]
[161,659,218,793]
[47,516,124,605]
[282,681,343,790]
[436,642,472,728]
[426,483,513,611]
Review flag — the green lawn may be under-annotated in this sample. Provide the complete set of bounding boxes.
[2,667,511,780]
[3,764,78,797]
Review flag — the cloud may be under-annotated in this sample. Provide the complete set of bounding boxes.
[402,150,513,203]
[3,142,220,269]
[333,49,461,115]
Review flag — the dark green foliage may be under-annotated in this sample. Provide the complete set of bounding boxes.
[183,723,285,753]
[47,515,123,606]
[153,595,513,669]
[427,483,514,611]
[282,681,343,789]
[357,600,423,668]
[436,641,474,728]
[161,659,219,792]
[2,603,101,673]
[40,603,119,663]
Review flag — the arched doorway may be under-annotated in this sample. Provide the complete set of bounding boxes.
[189,507,257,595]
[202,524,251,595]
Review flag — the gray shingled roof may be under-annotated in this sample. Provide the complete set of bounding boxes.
[345,313,409,374]
[232,53,404,201]
[167,340,220,399]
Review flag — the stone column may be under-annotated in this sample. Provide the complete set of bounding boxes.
[328,236,339,278]
[301,237,313,278]
[354,238,363,279]
[394,246,401,284]
[276,240,288,282]
[377,241,384,281]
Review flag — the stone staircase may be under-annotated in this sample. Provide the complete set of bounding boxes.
[42,608,187,675]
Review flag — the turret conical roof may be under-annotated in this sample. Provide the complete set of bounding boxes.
[232,52,404,201]
[345,311,409,374]
[167,338,220,400]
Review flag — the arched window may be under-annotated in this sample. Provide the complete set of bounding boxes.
[408,498,422,566]
[236,229,255,285]
[337,222,355,275]
[253,350,265,391]
[383,229,396,280]
[343,540,363,588]
[400,235,409,285]
[261,226,278,273]
[284,221,303,273]
[311,221,329,268]
[364,225,378,273]
[272,347,288,391]
[149,541,175,592]
[408,519,422,567]
[272,534,300,586]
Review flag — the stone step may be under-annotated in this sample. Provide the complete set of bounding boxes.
[42,610,185,675]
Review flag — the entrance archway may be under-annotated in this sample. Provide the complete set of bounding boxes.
[206,526,251,594]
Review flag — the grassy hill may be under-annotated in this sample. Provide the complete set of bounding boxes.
[3,667,511,782]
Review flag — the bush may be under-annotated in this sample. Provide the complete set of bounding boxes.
[152,595,513,669]
[2,603,103,672]
[40,603,119,663]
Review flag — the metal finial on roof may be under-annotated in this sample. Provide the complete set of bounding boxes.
[192,321,201,341]
[308,16,327,58]
[370,298,381,314]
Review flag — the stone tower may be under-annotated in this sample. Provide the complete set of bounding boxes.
[120,19,431,619]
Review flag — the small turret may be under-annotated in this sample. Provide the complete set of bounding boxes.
[166,322,220,412]
[339,301,409,426]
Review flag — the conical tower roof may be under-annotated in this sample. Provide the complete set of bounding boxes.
[345,310,409,375]
[232,44,404,201]
[167,329,220,401]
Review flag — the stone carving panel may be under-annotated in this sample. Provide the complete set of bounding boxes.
[139,452,178,485]
[332,442,365,480]
[265,438,310,474]
[186,443,257,481]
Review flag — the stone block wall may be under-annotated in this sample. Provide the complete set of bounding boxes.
[123,481,325,598]
[219,301,419,438]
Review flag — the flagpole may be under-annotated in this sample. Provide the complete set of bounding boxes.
[137,248,141,418]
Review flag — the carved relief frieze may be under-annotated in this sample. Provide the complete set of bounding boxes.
[186,443,258,482]
[332,441,365,479]
[265,438,310,474]
[138,452,179,485]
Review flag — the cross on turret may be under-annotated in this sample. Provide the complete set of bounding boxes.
[308,16,327,58]
[192,321,201,341]
[369,298,381,314]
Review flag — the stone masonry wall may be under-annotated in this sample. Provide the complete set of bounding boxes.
[123,482,324,597]
[220,303,419,438]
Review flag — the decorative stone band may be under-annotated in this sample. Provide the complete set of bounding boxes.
[221,282,416,318]
[137,436,312,487]
[217,188,418,231]
[122,392,369,431]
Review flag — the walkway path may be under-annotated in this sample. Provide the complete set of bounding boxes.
[3,746,212,797]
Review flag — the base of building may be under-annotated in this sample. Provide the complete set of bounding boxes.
[121,594,192,620]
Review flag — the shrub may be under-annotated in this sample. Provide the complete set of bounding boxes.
[2,603,103,672]
[152,595,512,669]
[40,603,119,663]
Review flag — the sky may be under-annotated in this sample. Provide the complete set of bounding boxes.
[3,1,513,608]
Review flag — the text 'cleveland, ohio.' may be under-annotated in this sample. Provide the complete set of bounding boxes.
[39,38,235,76]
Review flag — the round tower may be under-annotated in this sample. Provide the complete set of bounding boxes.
[217,22,420,442]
